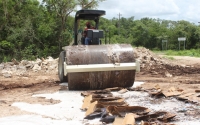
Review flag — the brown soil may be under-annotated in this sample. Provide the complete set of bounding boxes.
[0,73,60,117]
[0,53,200,122]
[136,55,200,97]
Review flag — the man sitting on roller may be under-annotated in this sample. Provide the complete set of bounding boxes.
[83,22,94,45]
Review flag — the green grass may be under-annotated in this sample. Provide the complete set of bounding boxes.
[162,56,175,60]
[153,49,200,57]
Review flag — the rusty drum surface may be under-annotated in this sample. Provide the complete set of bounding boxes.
[64,44,136,90]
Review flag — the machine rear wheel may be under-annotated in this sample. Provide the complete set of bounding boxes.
[58,51,68,83]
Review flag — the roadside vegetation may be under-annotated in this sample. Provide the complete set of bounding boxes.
[1,0,200,62]
[153,49,200,58]
[161,55,175,60]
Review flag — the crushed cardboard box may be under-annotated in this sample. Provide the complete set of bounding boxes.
[81,88,176,124]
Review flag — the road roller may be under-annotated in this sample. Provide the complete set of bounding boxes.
[58,9,140,90]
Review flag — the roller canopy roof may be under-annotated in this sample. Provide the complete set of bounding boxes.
[75,9,106,20]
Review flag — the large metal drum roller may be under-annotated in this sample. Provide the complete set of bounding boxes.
[59,44,140,90]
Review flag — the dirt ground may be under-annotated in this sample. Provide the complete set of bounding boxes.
[0,54,200,124]
[135,55,200,123]
[0,73,60,117]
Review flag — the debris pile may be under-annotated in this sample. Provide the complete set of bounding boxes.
[1,47,200,78]
[134,47,200,76]
[0,57,58,78]
[141,83,200,104]
[81,88,176,125]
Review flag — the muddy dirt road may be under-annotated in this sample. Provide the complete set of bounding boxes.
[0,48,200,125]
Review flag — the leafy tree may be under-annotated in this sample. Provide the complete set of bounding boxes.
[42,0,76,50]
[1,0,200,63]
[77,0,106,9]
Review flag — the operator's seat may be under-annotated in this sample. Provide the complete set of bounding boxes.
[81,29,103,45]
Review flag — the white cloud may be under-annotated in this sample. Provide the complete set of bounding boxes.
[97,0,200,24]
[98,0,179,18]
[38,0,200,24]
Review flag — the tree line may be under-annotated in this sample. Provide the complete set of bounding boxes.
[103,17,200,51]
[0,0,200,62]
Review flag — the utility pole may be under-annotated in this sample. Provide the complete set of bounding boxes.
[117,13,122,35]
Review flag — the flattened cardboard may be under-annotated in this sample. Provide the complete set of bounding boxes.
[116,106,150,116]
[162,87,183,97]
[81,95,92,110]
[81,85,178,124]
[177,93,196,101]
[162,90,182,97]
[187,95,200,103]
[112,117,124,125]
[141,121,176,125]
[122,113,135,125]
[178,92,195,97]
[149,90,164,97]
[195,90,200,93]
[136,111,176,122]
[82,94,127,112]
[154,84,161,90]
[85,101,98,116]
[107,106,150,117]
[107,106,121,116]
[99,98,127,106]
[92,97,123,102]
[112,113,135,125]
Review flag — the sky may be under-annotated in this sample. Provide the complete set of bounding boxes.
[96,0,200,24]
